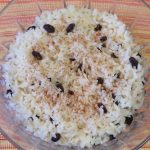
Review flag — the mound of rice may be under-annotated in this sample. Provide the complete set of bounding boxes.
[2,6,145,148]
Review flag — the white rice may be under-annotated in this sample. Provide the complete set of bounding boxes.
[2,6,145,148]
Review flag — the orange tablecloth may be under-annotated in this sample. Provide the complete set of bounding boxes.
[0,0,150,150]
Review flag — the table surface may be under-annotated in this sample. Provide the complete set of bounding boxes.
[0,0,150,150]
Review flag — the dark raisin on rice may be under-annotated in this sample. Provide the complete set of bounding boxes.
[84,70,87,74]
[43,24,55,33]
[109,134,116,140]
[102,43,106,48]
[115,123,120,126]
[48,77,51,82]
[129,57,138,69]
[97,47,102,52]
[6,89,13,96]
[97,103,107,113]
[142,81,145,85]
[125,115,133,125]
[114,72,120,79]
[94,24,102,31]
[100,36,107,42]
[35,115,39,119]
[39,81,41,86]
[51,133,61,142]
[112,93,116,99]
[78,63,83,71]
[114,101,119,106]
[56,82,64,92]
[117,73,120,79]
[137,53,141,57]
[32,51,43,60]
[68,90,74,95]
[69,58,76,61]
[28,117,34,121]
[111,53,118,58]
[50,117,54,123]
[55,124,58,127]
[27,26,36,31]
[97,77,104,85]
[66,23,75,33]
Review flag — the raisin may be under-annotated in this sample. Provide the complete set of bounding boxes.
[116,73,120,79]
[28,117,34,121]
[94,24,102,31]
[39,81,41,86]
[56,82,64,92]
[97,47,102,52]
[6,89,13,96]
[137,53,141,57]
[43,24,55,33]
[142,81,145,85]
[97,77,104,85]
[109,135,116,140]
[69,58,76,61]
[36,115,40,119]
[50,117,54,123]
[32,51,43,60]
[48,78,51,82]
[100,36,107,42]
[78,63,83,71]
[115,123,120,126]
[114,72,120,79]
[114,101,119,105]
[66,23,75,33]
[97,103,107,113]
[68,90,74,95]
[27,26,36,31]
[102,43,106,48]
[111,53,118,58]
[112,93,116,99]
[55,124,58,127]
[51,133,61,142]
[125,115,133,125]
[129,57,138,69]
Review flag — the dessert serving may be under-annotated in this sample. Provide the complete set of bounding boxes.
[2,6,145,148]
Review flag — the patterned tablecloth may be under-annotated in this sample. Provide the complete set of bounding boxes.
[0,0,150,150]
